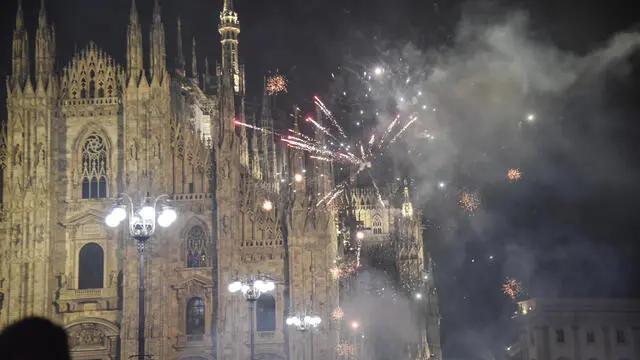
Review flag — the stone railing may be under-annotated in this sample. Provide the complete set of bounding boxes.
[59,287,117,301]
[61,97,120,106]
[174,193,213,201]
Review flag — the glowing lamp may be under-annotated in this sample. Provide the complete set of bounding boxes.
[157,207,177,228]
[139,206,155,221]
[228,281,242,293]
[262,200,273,211]
[356,231,364,240]
[105,214,121,228]
[294,173,303,182]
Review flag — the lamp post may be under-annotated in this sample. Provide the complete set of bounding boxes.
[286,314,322,360]
[105,193,177,360]
[228,277,276,360]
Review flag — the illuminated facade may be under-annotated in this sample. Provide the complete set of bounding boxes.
[0,1,440,359]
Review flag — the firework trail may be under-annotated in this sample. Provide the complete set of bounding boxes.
[234,120,277,135]
[379,116,400,146]
[306,116,338,140]
[390,116,418,144]
[314,96,348,138]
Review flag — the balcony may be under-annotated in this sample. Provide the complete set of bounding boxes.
[57,287,118,313]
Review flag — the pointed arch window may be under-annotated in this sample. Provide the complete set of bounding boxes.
[256,294,276,332]
[81,134,108,199]
[186,226,208,268]
[78,243,104,289]
[89,70,96,98]
[373,216,383,234]
[186,297,205,335]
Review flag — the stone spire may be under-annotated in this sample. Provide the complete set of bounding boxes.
[218,0,240,93]
[11,0,30,89]
[401,179,413,218]
[176,17,185,74]
[126,0,143,81]
[291,106,306,193]
[203,56,210,90]
[35,0,55,88]
[223,0,234,12]
[261,77,274,181]
[149,0,167,82]
[191,36,198,83]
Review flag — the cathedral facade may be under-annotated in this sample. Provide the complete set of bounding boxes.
[0,1,440,360]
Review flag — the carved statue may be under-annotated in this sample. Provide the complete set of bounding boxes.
[109,271,118,288]
[222,215,230,236]
[58,273,68,289]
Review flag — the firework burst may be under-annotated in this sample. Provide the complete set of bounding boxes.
[266,74,288,95]
[507,168,522,182]
[503,277,522,300]
[459,190,481,212]
[332,307,345,320]
[330,266,342,280]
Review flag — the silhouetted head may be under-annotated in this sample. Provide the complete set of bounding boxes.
[0,317,71,360]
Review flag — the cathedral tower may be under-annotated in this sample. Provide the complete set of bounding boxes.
[10,0,30,90]
[149,0,167,84]
[126,0,143,83]
[35,0,55,89]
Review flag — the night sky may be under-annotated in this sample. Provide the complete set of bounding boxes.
[2,0,640,359]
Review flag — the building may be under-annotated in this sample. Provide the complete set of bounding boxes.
[0,0,441,359]
[507,298,640,360]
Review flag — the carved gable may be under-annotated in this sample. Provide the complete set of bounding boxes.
[61,42,123,101]
[173,276,213,300]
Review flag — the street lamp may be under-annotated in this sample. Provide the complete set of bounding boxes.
[286,314,322,360]
[228,276,276,360]
[105,193,177,360]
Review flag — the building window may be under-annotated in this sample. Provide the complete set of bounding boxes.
[372,216,383,234]
[81,134,108,199]
[78,243,104,289]
[186,297,205,335]
[556,329,565,343]
[186,226,208,268]
[586,331,595,344]
[530,332,535,345]
[256,294,276,332]
[616,330,625,344]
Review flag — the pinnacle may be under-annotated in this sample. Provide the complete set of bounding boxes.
[16,0,24,30]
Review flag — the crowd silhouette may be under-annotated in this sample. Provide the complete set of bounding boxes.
[0,317,72,360]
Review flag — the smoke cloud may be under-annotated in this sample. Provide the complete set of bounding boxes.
[340,7,640,359]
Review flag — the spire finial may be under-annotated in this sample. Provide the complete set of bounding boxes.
[223,0,234,12]
[191,36,198,78]
[153,0,161,20]
[16,0,24,30]
[176,17,185,71]
[130,0,139,23]
[38,0,47,24]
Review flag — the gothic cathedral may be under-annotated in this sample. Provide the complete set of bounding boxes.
[0,1,441,359]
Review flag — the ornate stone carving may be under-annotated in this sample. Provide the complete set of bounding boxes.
[68,323,107,348]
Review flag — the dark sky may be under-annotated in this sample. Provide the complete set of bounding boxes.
[2,0,640,359]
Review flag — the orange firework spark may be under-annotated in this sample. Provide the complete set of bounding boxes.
[266,75,288,95]
[330,266,342,280]
[507,168,522,182]
[337,343,353,356]
[332,307,344,320]
[459,190,481,212]
[503,277,522,300]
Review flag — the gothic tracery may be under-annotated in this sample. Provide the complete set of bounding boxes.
[80,133,108,199]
